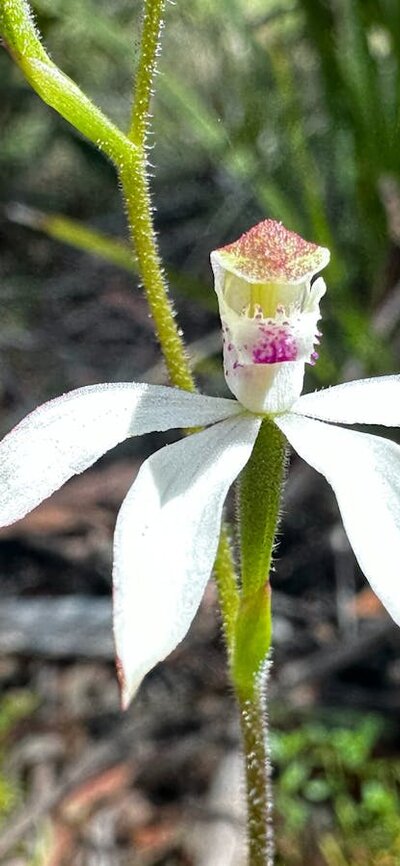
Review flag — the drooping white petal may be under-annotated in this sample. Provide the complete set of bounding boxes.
[0,382,242,526]
[276,412,400,626]
[291,375,400,426]
[113,414,261,707]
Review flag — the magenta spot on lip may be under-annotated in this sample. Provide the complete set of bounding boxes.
[309,351,319,366]
[252,328,298,364]
[227,342,233,351]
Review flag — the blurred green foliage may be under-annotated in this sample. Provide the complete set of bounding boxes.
[272,714,400,865]
[0,691,37,825]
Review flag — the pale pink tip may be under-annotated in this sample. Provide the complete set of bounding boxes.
[213,220,330,284]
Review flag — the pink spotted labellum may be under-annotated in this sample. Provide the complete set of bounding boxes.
[0,220,400,707]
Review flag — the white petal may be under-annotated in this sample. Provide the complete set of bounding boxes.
[113,414,261,706]
[0,383,242,526]
[292,375,400,426]
[276,412,400,626]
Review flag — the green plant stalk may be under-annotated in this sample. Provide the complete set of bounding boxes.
[232,420,288,864]
[239,683,274,866]
[238,420,287,599]
[128,0,163,144]
[120,155,195,392]
[213,524,240,651]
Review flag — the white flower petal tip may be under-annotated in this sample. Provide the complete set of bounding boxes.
[211,221,329,414]
[0,382,241,527]
[276,412,400,628]
[292,374,400,426]
[113,414,261,707]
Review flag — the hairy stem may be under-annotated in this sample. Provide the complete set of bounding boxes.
[213,527,239,653]
[239,420,287,595]
[239,670,274,866]
[129,0,164,144]
[120,157,195,391]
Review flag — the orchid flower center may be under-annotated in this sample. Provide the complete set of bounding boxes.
[245,282,283,319]
[224,273,308,321]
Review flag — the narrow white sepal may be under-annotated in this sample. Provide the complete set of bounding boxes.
[113,414,261,708]
[276,412,400,627]
[291,375,400,426]
[0,382,242,526]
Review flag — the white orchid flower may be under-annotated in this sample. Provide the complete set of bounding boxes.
[0,220,399,707]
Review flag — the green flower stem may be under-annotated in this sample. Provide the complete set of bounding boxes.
[239,682,274,866]
[239,419,287,597]
[120,156,195,393]
[233,420,288,865]
[213,527,239,652]
[128,0,164,145]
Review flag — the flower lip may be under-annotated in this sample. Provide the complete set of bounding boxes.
[252,321,298,364]
[211,219,330,285]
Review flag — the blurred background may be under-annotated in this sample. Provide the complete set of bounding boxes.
[1,1,400,864]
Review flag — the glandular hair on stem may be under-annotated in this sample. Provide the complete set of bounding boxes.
[240,654,274,866]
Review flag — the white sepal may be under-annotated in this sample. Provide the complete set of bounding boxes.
[276,412,400,627]
[0,382,242,526]
[291,375,400,426]
[113,413,261,707]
